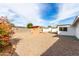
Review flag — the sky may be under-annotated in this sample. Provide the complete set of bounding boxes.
[0,3,79,27]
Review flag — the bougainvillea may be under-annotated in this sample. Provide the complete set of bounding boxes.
[0,16,13,47]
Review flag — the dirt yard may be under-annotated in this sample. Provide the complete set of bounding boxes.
[12,28,79,56]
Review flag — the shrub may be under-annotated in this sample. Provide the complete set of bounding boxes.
[0,28,8,36]
[0,40,8,46]
[0,16,13,49]
[27,23,33,29]
[0,40,10,52]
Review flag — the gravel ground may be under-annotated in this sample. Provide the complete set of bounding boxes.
[12,28,79,56]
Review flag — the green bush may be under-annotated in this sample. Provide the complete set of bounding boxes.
[0,28,10,48]
[0,40,8,46]
[27,23,33,29]
[0,40,9,52]
[0,28,8,36]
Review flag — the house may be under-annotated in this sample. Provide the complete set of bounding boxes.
[57,16,79,39]
[31,26,42,33]
[32,26,40,28]
[57,24,75,36]
[72,16,79,39]
[42,16,79,39]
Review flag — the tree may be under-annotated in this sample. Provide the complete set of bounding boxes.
[27,23,33,29]
[48,25,52,28]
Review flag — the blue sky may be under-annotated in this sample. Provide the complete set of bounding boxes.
[0,3,79,26]
[39,3,59,20]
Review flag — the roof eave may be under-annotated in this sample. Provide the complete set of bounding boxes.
[72,16,79,26]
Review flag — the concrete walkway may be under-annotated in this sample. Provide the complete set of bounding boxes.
[42,36,79,56]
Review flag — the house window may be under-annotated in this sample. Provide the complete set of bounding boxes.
[59,27,67,31]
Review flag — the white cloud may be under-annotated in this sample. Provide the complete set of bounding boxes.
[5,3,46,26]
[1,3,79,26]
[50,3,79,25]
[0,3,47,26]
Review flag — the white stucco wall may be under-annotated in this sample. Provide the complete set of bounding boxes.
[75,22,79,39]
[42,28,57,32]
[58,25,75,36]
[42,28,52,32]
[51,28,57,32]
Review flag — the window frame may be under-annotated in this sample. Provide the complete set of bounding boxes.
[59,27,67,31]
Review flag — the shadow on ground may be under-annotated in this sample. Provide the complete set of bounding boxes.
[41,35,79,56]
[12,52,19,56]
[11,38,21,45]
[10,38,22,56]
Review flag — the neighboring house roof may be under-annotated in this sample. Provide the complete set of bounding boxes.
[32,26,40,28]
[72,16,79,26]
